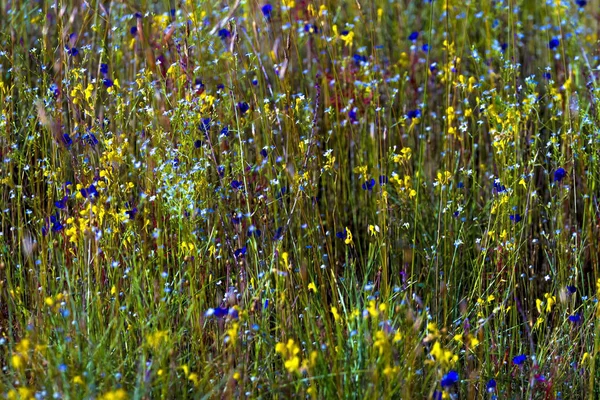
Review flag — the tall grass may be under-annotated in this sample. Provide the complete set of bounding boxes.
[1,0,599,398]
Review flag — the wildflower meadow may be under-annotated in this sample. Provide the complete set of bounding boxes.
[1,0,600,398]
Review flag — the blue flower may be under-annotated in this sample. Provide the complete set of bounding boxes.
[273,227,283,241]
[348,108,358,122]
[567,285,577,294]
[67,47,79,56]
[130,26,138,36]
[432,391,442,400]
[336,231,347,240]
[569,313,582,323]
[422,43,430,52]
[206,307,229,318]
[50,83,60,98]
[304,24,318,34]
[234,246,247,258]
[513,354,527,365]
[231,180,243,190]
[218,28,231,40]
[353,53,367,65]
[238,102,250,115]
[576,0,587,7]
[85,133,98,146]
[55,196,68,209]
[62,134,73,147]
[441,370,459,387]
[362,178,376,191]
[543,72,551,80]
[194,139,203,148]
[379,175,388,185]
[103,79,114,88]
[493,181,506,193]
[80,184,98,199]
[457,181,464,188]
[554,167,566,182]
[220,126,230,137]
[125,207,138,220]
[260,148,268,158]
[100,63,108,74]
[486,378,497,392]
[549,37,560,50]
[407,109,421,119]
[408,31,419,41]
[52,221,64,232]
[509,214,522,223]
[261,4,273,20]
[200,118,211,133]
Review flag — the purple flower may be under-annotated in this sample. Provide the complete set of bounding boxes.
[441,370,459,387]
[554,167,566,182]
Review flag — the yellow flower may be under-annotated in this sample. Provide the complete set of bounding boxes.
[146,330,169,350]
[11,355,24,370]
[430,341,457,367]
[367,300,378,318]
[98,389,127,400]
[308,282,317,293]
[284,356,300,373]
[544,293,556,313]
[331,306,341,322]
[344,227,353,245]
[340,31,354,47]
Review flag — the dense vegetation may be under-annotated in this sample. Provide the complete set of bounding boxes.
[1,0,599,398]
